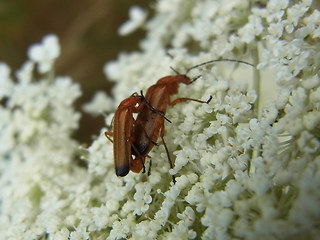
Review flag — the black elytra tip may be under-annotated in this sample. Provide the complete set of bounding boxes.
[115,165,130,177]
[206,95,212,104]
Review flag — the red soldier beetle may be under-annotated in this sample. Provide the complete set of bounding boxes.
[131,59,254,182]
[105,92,170,176]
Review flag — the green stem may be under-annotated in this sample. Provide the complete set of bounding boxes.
[252,46,261,119]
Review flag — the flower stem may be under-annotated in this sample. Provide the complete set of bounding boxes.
[252,46,261,119]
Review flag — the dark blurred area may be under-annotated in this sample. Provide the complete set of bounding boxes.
[0,0,151,145]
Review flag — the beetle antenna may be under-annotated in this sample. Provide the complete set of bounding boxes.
[140,90,145,99]
[190,75,202,84]
[131,91,139,97]
[186,59,255,74]
[170,66,180,75]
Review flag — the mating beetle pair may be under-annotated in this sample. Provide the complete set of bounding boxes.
[105,59,253,182]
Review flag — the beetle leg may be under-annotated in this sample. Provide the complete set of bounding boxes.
[104,131,114,143]
[147,106,171,123]
[140,126,159,146]
[170,95,212,106]
[148,107,171,123]
[148,159,152,176]
[159,123,176,184]
[151,140,159,146]
[160,135,173,169]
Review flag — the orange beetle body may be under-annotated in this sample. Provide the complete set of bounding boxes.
[106,59,253,179]
[132,74,191,155]
[105,93,146,176]
[132,73,211,181]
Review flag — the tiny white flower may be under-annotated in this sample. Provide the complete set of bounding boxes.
[262,103,279,124]
[303,111,320,131]
[303,9,320,38]
[28,34,60,73]
[118,6,147,36]
[15,61,34,84]
[83,91,114,116]
[0,63,13,99]
[268,22,284,37]
[238,15,264,43]
[267,0,289,11]
[301,74,320,90]
[297,131,319,153]
[286,1,311,26]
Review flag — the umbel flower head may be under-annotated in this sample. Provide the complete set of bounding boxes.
[1,0,320,239]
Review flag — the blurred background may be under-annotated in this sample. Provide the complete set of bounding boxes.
[0,0,150,144]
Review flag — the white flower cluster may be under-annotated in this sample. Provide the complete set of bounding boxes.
[1,0,319,239]
[94,0,320,239]
[0,35,86,239]
[118,6,147,36]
